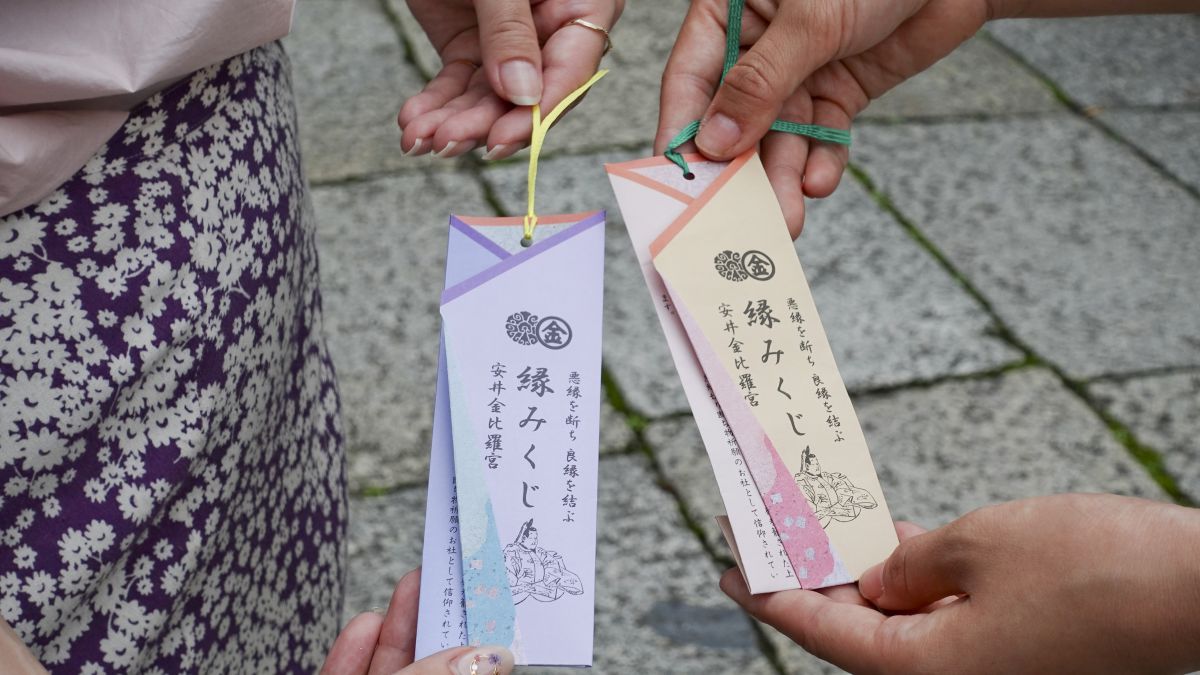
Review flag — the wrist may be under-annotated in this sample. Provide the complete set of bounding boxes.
[1141,502,1200,672]
[1172,505,1200,670]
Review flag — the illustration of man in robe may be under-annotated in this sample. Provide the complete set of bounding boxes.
[503,519,584,605]
[795,447,878,528]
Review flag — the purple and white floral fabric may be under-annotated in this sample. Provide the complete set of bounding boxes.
[0,43,346,673]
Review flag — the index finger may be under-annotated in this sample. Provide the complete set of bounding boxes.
[655,0,728,154]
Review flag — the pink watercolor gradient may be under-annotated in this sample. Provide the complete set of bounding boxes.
[669,283,841,587]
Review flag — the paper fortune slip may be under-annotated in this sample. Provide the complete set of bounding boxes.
[415,212,605,666]
[606,152,898,592]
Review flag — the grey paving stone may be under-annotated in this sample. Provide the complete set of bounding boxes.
[988,16,1200,107]
[484,150,1019,415]
[862,36,1059,120]
[1092,371,1200,502]
[286,0,425,182]
[1101,109,1200,194]
[649,368,1165,555]
[858,368,1166,527]
[314,169,633,491]
[855,116,1200,379]
[345,488,428,621]
[802,177,1021,390]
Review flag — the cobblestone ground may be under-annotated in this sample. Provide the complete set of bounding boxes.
[285,3,1200,673]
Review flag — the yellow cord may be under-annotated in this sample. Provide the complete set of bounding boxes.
[523,69,609,245]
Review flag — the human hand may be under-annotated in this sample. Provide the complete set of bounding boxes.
[656,0,992,237]
[723,494,1200,674]
[400,0,623,160]
[321,568,515,675]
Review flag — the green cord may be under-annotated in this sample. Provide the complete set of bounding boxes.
[664,0,851,175]
[665,121,702,173]
[721,0,742,82]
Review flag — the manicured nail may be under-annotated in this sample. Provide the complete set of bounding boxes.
[437,140,477,158]
[696,113,741,156]
[453,647,514,675]
[481,144,508,161]
[500,59,541,106]
[403,138,425,156]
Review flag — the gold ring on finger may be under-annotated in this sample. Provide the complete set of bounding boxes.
[564,18,613,56]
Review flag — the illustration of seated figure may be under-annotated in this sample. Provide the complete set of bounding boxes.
[795,447,878,528]
[503,519,584,605]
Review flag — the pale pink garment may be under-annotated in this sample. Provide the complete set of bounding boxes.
[0,0,296,217]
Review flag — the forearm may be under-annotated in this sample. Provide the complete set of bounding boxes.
[1,619,46,675]
[989,0,1200,19]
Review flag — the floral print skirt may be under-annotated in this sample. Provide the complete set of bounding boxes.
[0,43,347,673]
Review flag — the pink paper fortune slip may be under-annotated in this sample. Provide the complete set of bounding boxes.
[606,151,898,592]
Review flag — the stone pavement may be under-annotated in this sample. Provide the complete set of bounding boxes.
[285,3,1200,673]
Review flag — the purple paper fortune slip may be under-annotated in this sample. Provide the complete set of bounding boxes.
[414,210,605,667]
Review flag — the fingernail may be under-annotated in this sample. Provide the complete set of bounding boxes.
[500,59,541,106]
[369,606,386,616]
[433,141,456,158]
[858,564,884,602]
[481,144,507,161]
[433,141,476,158]
[696,113,741,157]
[403,138,425,156]
[453,646,514,675]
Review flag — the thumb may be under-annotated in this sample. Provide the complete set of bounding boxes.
[396,645,514,675]
[695,5,839,159]
[476,0,543,105]
[858,520,978,612]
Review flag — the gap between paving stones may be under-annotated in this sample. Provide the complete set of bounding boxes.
[1085,364,1200,386]
[980,30,1200,203]
[846,161,1196,507]
[379,0,435,82]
